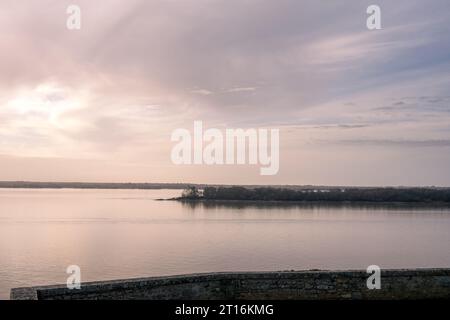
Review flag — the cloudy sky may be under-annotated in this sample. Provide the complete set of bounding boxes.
[0,0,449,185]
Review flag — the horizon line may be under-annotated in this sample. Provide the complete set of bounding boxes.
[0,181,449,189]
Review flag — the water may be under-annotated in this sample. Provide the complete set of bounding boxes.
[1,188,450,299]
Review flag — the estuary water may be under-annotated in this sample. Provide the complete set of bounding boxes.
[1,188,450,299]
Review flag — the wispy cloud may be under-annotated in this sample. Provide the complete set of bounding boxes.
[225,87,257,93]
[325,139,450,147]
[191,89,213,96]
[0,0,449,184]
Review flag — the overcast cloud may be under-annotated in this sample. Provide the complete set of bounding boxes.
[0,0,449,185]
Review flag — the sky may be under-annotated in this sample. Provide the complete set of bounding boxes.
[0,0,449,186]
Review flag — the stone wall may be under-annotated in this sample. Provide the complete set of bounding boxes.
[10,269,450,300]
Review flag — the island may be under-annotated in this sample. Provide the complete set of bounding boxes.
[176,186,450,204]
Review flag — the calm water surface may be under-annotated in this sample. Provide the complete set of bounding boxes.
[1,188,450,299]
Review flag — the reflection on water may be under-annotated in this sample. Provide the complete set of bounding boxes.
[179,199,450,211]
[1,188,450,299]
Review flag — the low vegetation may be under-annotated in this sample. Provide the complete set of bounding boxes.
[181,186,450,203]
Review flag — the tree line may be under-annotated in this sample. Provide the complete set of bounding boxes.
[181,186,450,203]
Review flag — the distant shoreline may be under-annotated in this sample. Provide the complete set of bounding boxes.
[0,181,191,190]
[2,181,450,205]
[1,181,449,190]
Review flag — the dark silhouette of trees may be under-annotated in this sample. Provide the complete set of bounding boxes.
[192,186,450,203]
